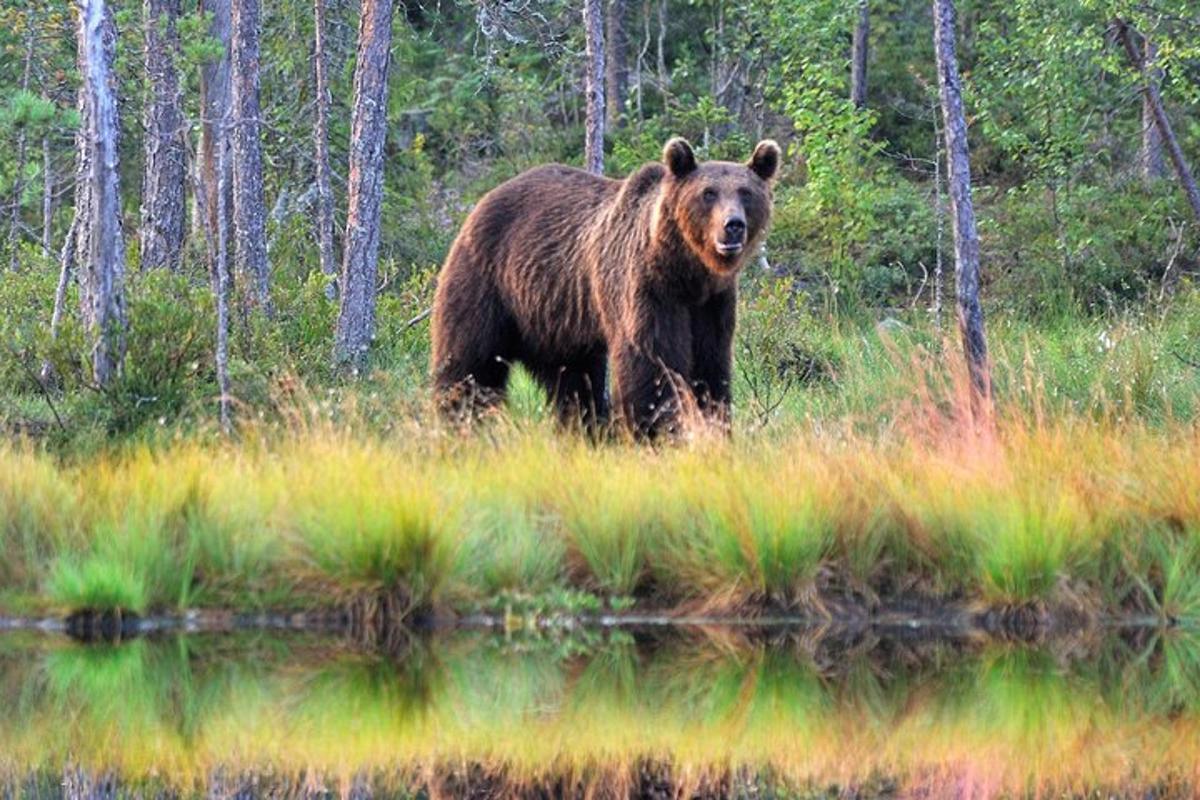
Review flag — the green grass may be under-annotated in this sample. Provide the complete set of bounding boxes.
[0,406,1197,620]
[0,304,1198,620]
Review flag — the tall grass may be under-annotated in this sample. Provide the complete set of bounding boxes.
[0,406,1197,619]
[1,313,1199,617]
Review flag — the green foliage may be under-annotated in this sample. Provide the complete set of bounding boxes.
[734,279,840,426]
[984,184,1197,317]
[455,499,567,597]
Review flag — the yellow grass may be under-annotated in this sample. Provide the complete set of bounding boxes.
[0,408,1197,619]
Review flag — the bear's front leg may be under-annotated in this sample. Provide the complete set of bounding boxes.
[689,290,736,431]
[611,307,694,439]
[612,342,690,439]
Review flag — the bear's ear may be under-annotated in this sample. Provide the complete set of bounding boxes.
[748,140,781,182]
[663,137,697,178]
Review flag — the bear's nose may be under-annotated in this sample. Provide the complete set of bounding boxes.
[724,218,746,241]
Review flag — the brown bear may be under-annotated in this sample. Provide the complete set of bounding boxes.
[430,136,780,437]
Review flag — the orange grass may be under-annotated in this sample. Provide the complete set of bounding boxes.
[0,407,1198,617]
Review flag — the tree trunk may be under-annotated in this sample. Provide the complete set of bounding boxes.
[231,0,271,311]
[76,0,128,388]
[314,0,338,300]
[709,0,721,120]
[1140,40,1166,182]
[140,0,187,271]
[932,98,944,334]
[851,0,869,110]
[7,29,36,271]
[215,113,233,431]
[656,0,668,106]
[1117,21,1200,223]
[605,0,627,126]
[40,214,79,386]
[583,0,606,175]
[198,0,232,289]
[933,0,990,408]
[334,0,395,370]
[45,59,94,385]
[633,0,651,120]
[41,134,54,255]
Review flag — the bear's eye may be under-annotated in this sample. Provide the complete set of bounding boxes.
[702,188,718,203]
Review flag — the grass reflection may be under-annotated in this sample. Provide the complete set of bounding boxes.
[0,630,1197,795]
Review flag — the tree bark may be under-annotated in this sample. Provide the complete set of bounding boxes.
[1117,21,1200,222]
[851,0,869,110]
[215,113,233,431]
[334,0,395,370]
[1140,39,1166,182]
[933,0,990,408]
[633,0,651,120]
[140,0,187,271]
[40,214,79,386]
[45,55,94,385]
[198,0,232,289]
[932,98,944,334]
[231,0,271,311]
[76,0,128,387]
[605,0,628,126]
[656,0,668,106]
[314,0,338,300]
[41,134,54,255]
[7,28,36,271]
[583,0,606,175]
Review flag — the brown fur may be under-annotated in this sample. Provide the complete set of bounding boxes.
[431,137,780,437]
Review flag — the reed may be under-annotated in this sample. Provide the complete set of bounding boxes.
[0,407,1197,621]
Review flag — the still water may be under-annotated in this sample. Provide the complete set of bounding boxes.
[0,625,1197,798]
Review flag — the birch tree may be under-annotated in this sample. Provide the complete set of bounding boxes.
[41,133,53,255]
[231,0,270,311]
[1115,20,1200,224]
[334,0,395,370]
[605,0,627,126]
[6,27,35,271]
[1140,40,1165,183]
[583,0,606,175]
[656,0,669,106]
[313,0,338,299]
[76,0,127,387]
[140,0,187,271]
[933,0,990,407]
[850,0,869,110]
[215,114,233,431]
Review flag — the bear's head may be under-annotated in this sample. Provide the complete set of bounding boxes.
[660,137,780,277]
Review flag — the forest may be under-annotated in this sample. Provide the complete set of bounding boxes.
[0,0,1197,444]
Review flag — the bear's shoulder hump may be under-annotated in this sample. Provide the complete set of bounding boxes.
[623,163,667,198]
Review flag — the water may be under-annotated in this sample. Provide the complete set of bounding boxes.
[1,625,1198,798]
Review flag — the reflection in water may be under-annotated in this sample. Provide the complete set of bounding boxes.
[0,628,1198,796]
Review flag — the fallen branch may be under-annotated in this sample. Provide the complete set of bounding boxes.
[406,307,432,329]
[1172,349,1200,370]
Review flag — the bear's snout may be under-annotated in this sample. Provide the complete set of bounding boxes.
[723,217,746,242]
[716,216,746,255]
